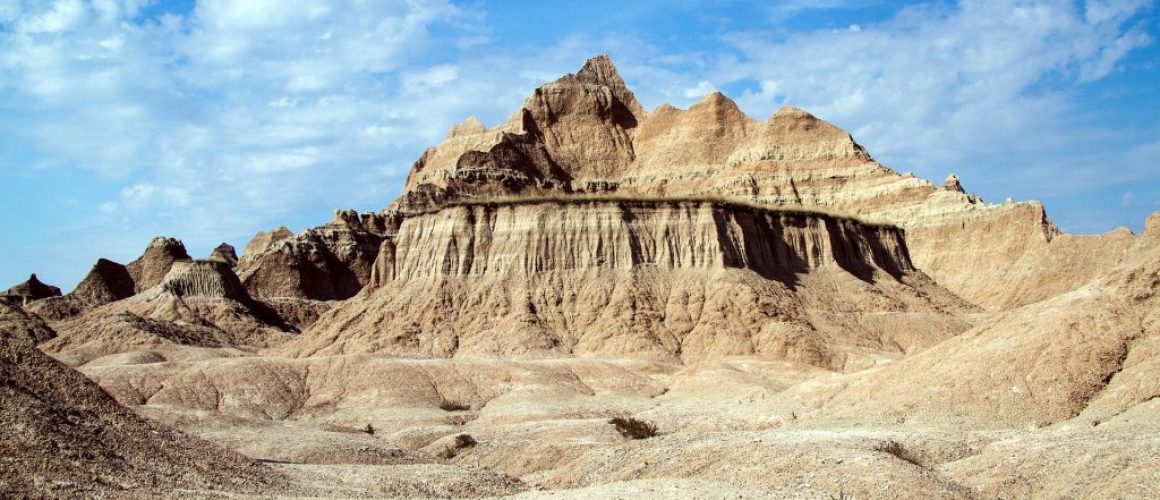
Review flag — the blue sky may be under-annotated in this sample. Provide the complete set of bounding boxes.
[1,0,1157,290]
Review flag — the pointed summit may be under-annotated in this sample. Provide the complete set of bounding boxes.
[2,273,62,305]
[944,173,965,193]
[573,54,645,119]
[691,91,744,114]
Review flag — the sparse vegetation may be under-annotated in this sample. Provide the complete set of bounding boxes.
[454,433,477,448]
[874,439,923,467]
[363,423,375,435]
[439,400,471,412]
[609,416,659,439]
[829,489,850,500]
[438,433,478,459]
[403,193,891,228]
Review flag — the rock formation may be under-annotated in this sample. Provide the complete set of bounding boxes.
[126,237,192,293]
[43,259,294,365]
[9,54,1158,499]
[29,242,183,321]
[235,210,399,300]
[282,199,976,366]
[209,242,240,267]
[385,55,1153,313]
[0,327,285,497]
[73,258,136,304]
[1,274,61,305]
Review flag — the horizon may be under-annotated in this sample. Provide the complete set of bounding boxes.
[2,0,1158,291]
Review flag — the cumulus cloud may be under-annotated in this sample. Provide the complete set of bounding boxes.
[0,0,1155,287]
[714,0,1153,198]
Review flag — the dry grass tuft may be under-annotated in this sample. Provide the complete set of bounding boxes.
[874,439,923,467]
[402,192,893,228]
[609,416,659,439]
[438,433,478,459]
[439,400,471,412]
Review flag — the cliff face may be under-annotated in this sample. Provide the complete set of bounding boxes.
[283,201,975,366]
[236,210,399,300]
[386,55,1148,312]
[374,200,912,284]
[127,237,192,293]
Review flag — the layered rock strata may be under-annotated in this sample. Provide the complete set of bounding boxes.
[387,55,1146,311]
[236,210,399,300]
[283,200,976,366]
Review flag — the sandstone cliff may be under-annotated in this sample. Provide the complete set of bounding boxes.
[388,55,1147,312]
[282,200,975,366]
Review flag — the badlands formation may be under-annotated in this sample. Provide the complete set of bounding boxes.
[3,56,1158,498]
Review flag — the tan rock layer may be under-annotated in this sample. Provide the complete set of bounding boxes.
[285,201,974,364]
[374,200,912,284]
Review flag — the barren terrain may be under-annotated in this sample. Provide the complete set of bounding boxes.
[3,56,1157,499]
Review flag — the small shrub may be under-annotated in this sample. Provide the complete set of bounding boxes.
[454,433,477,448]
[363,423,375,435]
[439,400,471,412]
[874,439,922,467]
[438,433,477,460]
[608,416,658,439]
[829,489,850,500]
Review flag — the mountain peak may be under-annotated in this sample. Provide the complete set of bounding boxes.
[571,54,644,119]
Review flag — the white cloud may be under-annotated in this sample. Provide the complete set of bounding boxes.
[0,0,1155,286]
[402,64,460,94]
[1121,192,1135,207]
[682,80,717,99]
[713,0,1152,197]
[118,183,191,210]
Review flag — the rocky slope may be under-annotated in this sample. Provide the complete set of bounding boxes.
[43,258,294,366]
[0,321,286,497]
[787,227,1160,430]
